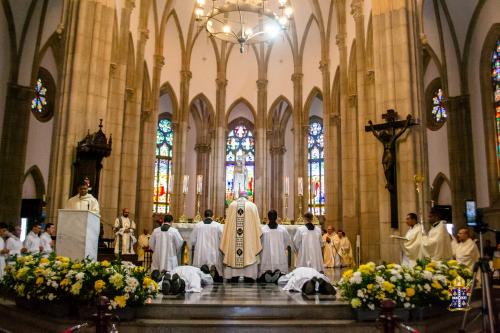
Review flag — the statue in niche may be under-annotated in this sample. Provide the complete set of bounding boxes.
[233,153,248,197]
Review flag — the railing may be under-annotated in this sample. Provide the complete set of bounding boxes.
[379,300,419,333]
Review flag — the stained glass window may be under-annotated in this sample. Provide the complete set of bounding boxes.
[32,79,47,114]
[225,121,255,206]
[154,114,174,213]
[431,88,447,123]
[493,39,500,163]
[307,116,325,215]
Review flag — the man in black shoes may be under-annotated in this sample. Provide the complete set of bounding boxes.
[279,267,336,296]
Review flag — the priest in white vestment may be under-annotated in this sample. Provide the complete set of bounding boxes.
[393,213,424,267]
[65,183,100,215]
[220,193,262,281]
[422,209,453,261]
[40,223,56,255]
[337,230,354,267]
[259,209,291,277]
[452,228,479,270]
[150,214,184,272]
[114,208,137,255]
[137,229,150,264]
[191,209,223,276]
[278,267,331,293]
[24,223,43,253]
[169,265,214,293]
[293,212,324,272]
[0,223,8,279]
[322,225,340,268]
[6,226,26,257]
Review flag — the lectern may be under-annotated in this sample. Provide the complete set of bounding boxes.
[57,209,100,261]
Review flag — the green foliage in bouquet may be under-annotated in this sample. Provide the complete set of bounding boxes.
[336,260,473,310]
[1,254,158,309]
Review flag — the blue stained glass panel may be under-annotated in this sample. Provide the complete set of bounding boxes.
[307,118,325,215]
[154,116,173,213]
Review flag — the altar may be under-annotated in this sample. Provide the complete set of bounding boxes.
[173,222,302,266]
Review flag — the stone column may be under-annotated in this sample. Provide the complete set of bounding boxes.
[0,84,33,225]
[372,0,423,263]
[255,78,268,217]
[447,95,475,228]
[291,72,305,219]
[269,145,286,215]
[48,0,115,228]
[171,69,192,218]
[211,77,227,217]
[195,143,211,213]
[137,53,163,231]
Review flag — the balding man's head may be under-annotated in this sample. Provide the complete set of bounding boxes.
[457,228,470,242]
[326,225,335,235]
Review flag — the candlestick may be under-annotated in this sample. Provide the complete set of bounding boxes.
[196,175,203,194]
[283,193,290,224]
[295,194,304,224]
[179,192,188,223]
[182,175,189,194]
[284,177,289,196]
[194,193,202,222]
[297,177,303,196]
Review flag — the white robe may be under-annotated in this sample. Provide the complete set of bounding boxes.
[293,225,324,272]
[278,267,330,292]
[191,220,223,275]
[40,232,54,255]
[6,235,23,257]
[114,216,137,254]
[259,225,291,276]
[422,220,453,261]
[169,266,213,293]
[65,193,100,215]
[24,231,41,253]
[0,237,5,280]
[401,223,424,267]
[452,238,479,270]
[149,226,184,272]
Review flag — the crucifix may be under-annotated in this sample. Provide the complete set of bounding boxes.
[365,109,416,228]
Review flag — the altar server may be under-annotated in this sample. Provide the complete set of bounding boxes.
[191,209,223,277]
[293,212,324,272]
[150,214,184,272]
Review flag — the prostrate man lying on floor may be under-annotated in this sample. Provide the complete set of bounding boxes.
[278,267,336,296]
[155,266,214,295]
[258,209,291,283]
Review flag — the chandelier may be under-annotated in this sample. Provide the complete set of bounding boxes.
[195,0,293,53]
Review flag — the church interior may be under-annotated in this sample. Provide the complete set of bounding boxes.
[0,0,500,331]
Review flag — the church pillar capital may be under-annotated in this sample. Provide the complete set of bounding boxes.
[348,94,358,108]
[256,79,268,90]
[181,70,192,81]
[319,60,329,74]
[270,145,286,155]
[154,54,165,68]
[366,69,375,82]
[350,0,363,20]
[216,78,228,89]
[336,33,347,48]
[125,87,135,101]
[194,143,211,153]
[124,0,135,10]
[140,28,149,41]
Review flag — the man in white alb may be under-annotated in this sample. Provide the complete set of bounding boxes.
[114,208,137,255]
[392,213,424,267]
[220,192,262,282]
[452,228,479,270]
[40,223,56,255]
[293,212,324,272]
[24,222,43,254]
[149,214,184,272]
[0,223,8,279]
[278,267,335,295]
[5,226,26,258]
[259,209,291,282]
[65,182,100,215]
[422,208,453,261]
[191,209,223,279]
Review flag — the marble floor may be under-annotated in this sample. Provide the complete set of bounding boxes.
[152,267,346,306]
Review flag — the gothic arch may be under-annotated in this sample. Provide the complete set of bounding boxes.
[159,82,179,117]
[226,98,257,126]
[430,172,451,204]
[479,23,500,206]
[189,93,215,141]
[303,87,323,123]
[23,165,45,199]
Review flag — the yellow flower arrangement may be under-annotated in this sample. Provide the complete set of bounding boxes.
[35,277,44,286]
[382,281,395,293]
[94,279,106,293]
[405,288,415,297]
[342,269,353,280]
[101,260,111,267]
[431,279,442,290]
[40,257,49,264]
[114,295,127,308]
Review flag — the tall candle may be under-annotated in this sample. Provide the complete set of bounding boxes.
[297,177,303,196]
[284,177,289,195]
[196,175,203,194]
[168,175,173,193]
[182,175,189,194]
